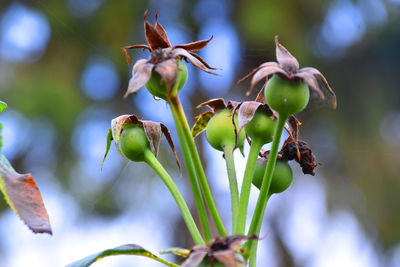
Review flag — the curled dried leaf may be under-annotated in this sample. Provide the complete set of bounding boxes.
[197,98,226,112]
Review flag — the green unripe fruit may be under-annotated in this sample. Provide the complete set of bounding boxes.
[252,159,293,194]
[245,109,277,145]
[119,124,151,162]
[146,60,188,100]
[206,109,245,152]
[265,75,310,116]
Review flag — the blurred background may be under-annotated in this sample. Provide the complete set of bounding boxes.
[0,0,399,266]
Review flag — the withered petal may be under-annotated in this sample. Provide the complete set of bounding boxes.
[295,71,325,100]
[144,10,170,50]
[160,123,181,172]
[111,115,140,148]
[154,11,171,47]
[275,35,299,75]
[247,65,286,96]
[300,67,337,108]
[154,58,179,94]
[122,45,151,64]
[197,98,226,112]
[172,48,219,75]
[173,35,213,51]
[124,60,153,98]
[213,250,238,267]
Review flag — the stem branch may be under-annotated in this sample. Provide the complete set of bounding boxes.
[223,146,240,233]
[144,150,205,245]
[169,96,227,236]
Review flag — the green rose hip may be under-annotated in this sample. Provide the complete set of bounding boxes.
[206,109,245,151]
[119,124,151,162]
[264,75,310,116]
[252,159,293,194]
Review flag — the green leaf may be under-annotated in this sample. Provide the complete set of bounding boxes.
[191,111,214,138]
[101,129,113,169]
[67,244,180,267]
[0,101,7,113]
[0,153,51,234]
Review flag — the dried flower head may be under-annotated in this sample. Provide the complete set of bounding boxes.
[181,234,258,267]
[122,11,217,99]
[240,36,337,109]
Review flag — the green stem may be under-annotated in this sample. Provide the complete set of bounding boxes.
[247,114,288,260]
[144,150,205,245]
[223,146,240,233]
[169,96,228,237]
[171,105,213,242]
[235,139,263,235]
[248,193,272,267]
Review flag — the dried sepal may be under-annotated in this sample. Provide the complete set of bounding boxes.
[160,124,181,172]
[124,60,153,98]
[154,11,171,47]
[122,45,151,64]
[172,48,218,75]
[275,35,299,74]
[197,98,226,112]
[144,10,170,50]
[191,111,214,138]
[188,52,217,70]
[173,35,213,51]
[153,58,179,92]
[236,101,263,133]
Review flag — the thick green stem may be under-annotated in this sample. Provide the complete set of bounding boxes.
[235,139,263,235]
[169,96,228,237]
[144,150,205,245]
[247,114,288,260]
[171,105,213,242]
[223,146,239,233]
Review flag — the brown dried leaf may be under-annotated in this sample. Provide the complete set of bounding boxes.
[154,11,171,47]
[197,98,226,112]
[192,111,214,138]
[144,10,170,50]
[124,60,153,98]
[275,35,299,75]
[173,35,213,51]
[0,154,51,234]
[160,123,181,172]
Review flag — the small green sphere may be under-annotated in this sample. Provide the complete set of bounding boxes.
[206,109,245,152]
[265,75,310,116]
[245,109,277,145]
[146,59,188,100]
[119,124,151,162]
[252,159,293,194]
